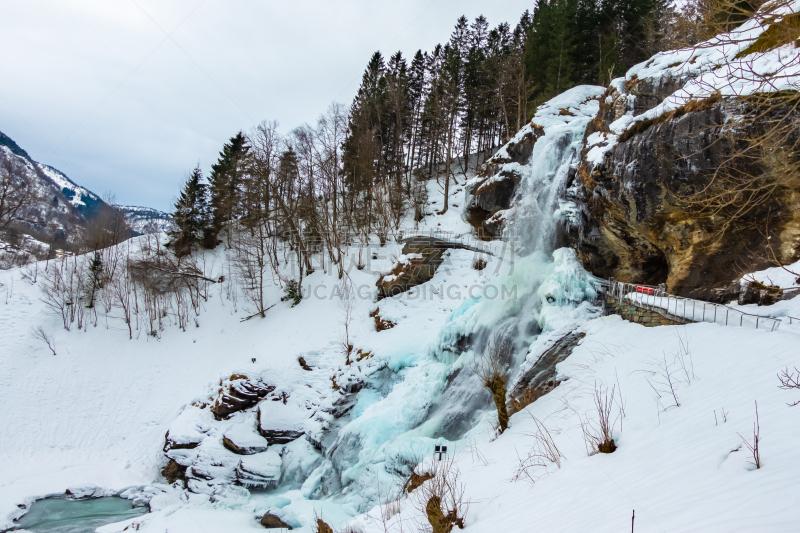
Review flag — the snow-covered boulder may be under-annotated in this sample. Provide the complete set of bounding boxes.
[223,422,270,455]
[257,400,305,444]
[187,442,240,484]
[236,450,282,489]
[163,405,212,451]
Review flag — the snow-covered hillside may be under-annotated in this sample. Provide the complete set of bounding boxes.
[3,203,799,533]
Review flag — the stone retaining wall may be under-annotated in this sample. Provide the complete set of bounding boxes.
[603,295,691,327]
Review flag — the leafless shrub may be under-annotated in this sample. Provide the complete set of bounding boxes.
[513,414,564,484]
[646,353,683,409]
[714,407,729,425]
[738,400,762,469]
[40,256,86,331]
[778,367,800,406]
[466,438,489,467]
[411,458,468,533]
[339,277,355,361]
[229,219,275,318]
[472,337,512,433]
[365,475,406,533]
[128,252,216,296]
[32,326,56,355]
[313,512,334,533]
[580,382,619,455]
[674,328,696,384]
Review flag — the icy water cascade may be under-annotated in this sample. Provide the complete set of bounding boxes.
[314,86,608,512]
[14,497,146,533]
[417,86,608,445]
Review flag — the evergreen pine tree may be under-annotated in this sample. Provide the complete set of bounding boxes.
[205,132,249,248]
[172,165,208,256]
[84,251,104,309]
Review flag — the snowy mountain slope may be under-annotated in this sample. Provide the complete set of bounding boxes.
[116,205,176,234]
[0,130,170,256]
[0,130,105,222]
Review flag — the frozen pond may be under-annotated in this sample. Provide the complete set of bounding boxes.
[15,497,146,532]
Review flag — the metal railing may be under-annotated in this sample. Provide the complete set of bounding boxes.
[606,280,783,332]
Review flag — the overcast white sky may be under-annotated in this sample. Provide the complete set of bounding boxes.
[0,1,534,211]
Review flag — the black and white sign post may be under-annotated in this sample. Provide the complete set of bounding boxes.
[434,444,447,461]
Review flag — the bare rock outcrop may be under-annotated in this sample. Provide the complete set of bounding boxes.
[466,123,545,238]
[211,375,275,420]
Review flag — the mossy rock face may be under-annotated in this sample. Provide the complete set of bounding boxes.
[576,93,800,301]
[736,13,800,58]
[161,459,187,484]
[261,513,292,529]
[211,377,275,420]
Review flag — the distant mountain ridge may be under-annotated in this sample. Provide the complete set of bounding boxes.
[116,205,176,234]
[0,129,172,245]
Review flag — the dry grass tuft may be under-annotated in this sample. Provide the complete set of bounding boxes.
[512,414,565,483]
[580,382,620,455]
[370,308,396,331]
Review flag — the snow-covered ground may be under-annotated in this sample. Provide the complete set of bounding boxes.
[4,229,799,532]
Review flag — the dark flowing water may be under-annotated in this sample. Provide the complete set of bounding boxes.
[15,497,147,532]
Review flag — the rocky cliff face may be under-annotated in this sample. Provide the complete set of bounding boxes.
[467,30,800,301]
[465,124,544,238]
[574,81,800,301]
